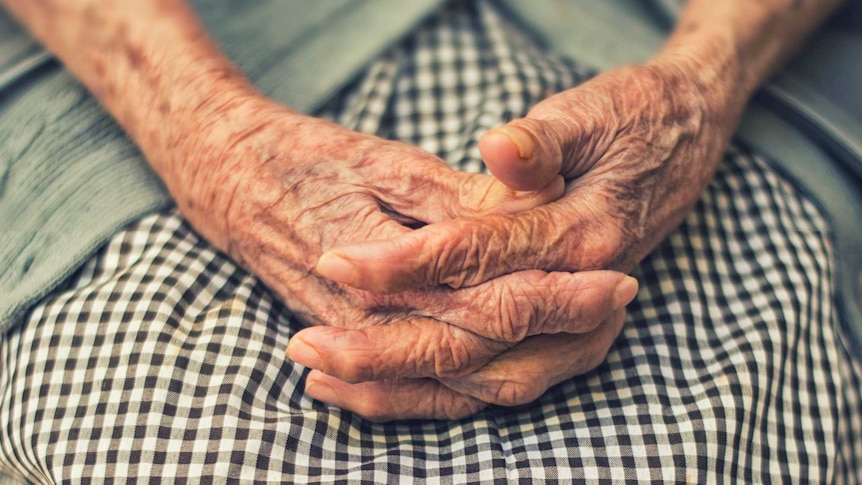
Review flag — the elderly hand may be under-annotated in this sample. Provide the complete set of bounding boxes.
[158,94,637,420]
[306,61,737,419]
[315,61,734,288]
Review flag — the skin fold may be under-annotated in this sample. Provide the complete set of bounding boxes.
[2,0,844,421]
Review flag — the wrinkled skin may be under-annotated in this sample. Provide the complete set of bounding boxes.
[159,96,637,421]
[317,64,732,288]
[305,62,737,419]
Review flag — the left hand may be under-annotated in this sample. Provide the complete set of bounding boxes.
[301,61,737,420]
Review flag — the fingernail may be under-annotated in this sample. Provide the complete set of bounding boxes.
[612,276,639,308]
[306,378,342,406]
[316,252,357,284]
[287,339,324,370]
[494,125,534,160]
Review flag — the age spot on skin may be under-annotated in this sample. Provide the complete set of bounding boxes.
[125,44,144,69]
[92,58,106,78]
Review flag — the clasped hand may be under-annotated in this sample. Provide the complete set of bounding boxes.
[174,63,724,421]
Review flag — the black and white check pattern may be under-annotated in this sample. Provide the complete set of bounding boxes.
[1,1,861,482]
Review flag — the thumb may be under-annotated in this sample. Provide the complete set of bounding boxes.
[479,116,593,191]
[479,118,565,191]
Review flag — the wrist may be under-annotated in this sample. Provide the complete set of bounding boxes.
[644,41,748,138]
[650,0,847,119]
[151,88,308,213]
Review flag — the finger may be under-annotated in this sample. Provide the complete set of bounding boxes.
[286,274,636,383]
[316,203,593,293]
[304,370,487,422]
[302,309,628,419]
[479,87,616,191]
[408,270,637,341]
[438,308,627,407]
[287,319,511,383]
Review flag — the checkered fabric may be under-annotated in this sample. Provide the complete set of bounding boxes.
[2,1,861,482]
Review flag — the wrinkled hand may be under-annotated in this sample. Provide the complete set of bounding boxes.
[317,62,732,288]
[297,306,628,421]
[309,63,735,418]
[159,94,637,420]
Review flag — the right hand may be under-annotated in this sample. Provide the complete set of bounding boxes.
[153,93,638,418]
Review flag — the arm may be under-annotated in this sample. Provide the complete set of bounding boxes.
[2,0,256,244]
[2,0,295,269]
[662,0,846,102]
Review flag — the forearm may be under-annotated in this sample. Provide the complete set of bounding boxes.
[601,0,845,265]
[651,0,845,118]
[623,0,848,238]
[1,0,258,179]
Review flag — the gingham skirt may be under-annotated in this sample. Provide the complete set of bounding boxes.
[2,2,861,483]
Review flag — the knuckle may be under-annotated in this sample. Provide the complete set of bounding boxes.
[429,326,507,378]
[546,276,594,333]
[439,216,534,289]
[353,399,394,423]
[493,284,533,342]
[585,226,625,269]
[456,175,497,216]
[551,204,622,271]
[489,376,546,407]
[334,358,378,384]
[429,329,478,378]
[435,393,486,420]
[532,118,567,162]
[326,330,381,383]
[523,209,560,268]
[435,221,486,288]
[353,291,392,314]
